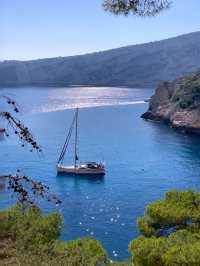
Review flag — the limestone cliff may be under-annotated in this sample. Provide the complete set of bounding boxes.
[141,70,200,133]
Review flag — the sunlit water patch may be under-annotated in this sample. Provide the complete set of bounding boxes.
[0,86,152,113]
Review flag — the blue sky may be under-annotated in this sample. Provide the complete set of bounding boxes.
[1,0,200,60]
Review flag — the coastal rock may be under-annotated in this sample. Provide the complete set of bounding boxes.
[142,70,200,133]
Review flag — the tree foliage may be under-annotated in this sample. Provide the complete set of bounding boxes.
[0,95,42,151]
[130,190,200,266]
[0,205,108,266]
[103,0,171,16]
[0,205,62,247]
[5,171,61,208]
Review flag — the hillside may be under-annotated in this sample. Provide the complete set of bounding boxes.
[142,69,200,133]
[1,31,200,88]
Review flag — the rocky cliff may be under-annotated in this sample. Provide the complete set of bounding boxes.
[141,70,200,133]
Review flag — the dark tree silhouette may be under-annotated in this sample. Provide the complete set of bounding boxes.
[103,0,171,16]
[0,96,42,152]
[0,96,61,208]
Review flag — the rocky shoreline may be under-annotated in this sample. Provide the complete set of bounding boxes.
[141,70,200,133]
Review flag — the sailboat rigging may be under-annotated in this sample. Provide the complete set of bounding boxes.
[57,108,105,175]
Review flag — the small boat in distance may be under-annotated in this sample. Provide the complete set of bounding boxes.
[56,108,105,176]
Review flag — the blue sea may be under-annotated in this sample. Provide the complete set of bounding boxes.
[1,86,200,260]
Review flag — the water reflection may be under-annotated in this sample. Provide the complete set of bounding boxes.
[56,173,105,184]
[147,120,200,163]
[1,86,154,114]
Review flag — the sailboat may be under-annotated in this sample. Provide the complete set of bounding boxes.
[56,108,105,175]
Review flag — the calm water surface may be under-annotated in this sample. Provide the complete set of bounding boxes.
[1,86,200,260]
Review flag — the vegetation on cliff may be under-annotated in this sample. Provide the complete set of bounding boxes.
[172,70,200,109]
[142,69,200,132]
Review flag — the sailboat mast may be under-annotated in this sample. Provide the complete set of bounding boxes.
[74,108,78,168]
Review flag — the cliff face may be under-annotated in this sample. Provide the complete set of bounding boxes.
[141,70,200,133]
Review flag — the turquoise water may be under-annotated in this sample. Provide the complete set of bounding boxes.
[1,86,200,260]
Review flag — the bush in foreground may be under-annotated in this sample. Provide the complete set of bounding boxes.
[2,190,200,266]
[0,205,109,266]
[130,190,200,266]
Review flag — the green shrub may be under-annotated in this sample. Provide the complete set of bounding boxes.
[130,190,200,266]
[129,236,167,266]
[172,73,200,109]
[0,204,63,249]
[137,217,155,237]
[0,205,110,266]
[54,238,108,266]
[130,230,200,266]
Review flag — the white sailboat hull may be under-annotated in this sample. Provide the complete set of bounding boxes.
[57,164,105,175]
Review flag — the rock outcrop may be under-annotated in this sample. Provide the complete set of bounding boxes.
[141,70,200,133]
